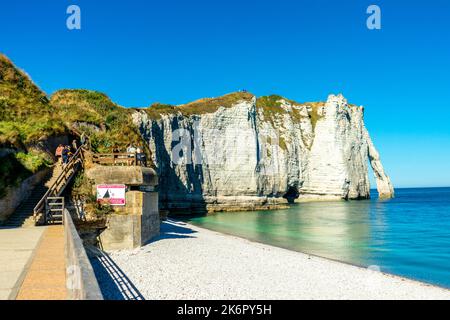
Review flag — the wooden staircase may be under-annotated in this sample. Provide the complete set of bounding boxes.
[34,146,84,225]
[4,146,84,227]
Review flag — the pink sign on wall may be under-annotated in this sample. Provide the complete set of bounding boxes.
[96,184,126,206]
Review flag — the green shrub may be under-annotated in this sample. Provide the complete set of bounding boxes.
[15,151,51,173]
[0,54,66,147]
[0,151,49,198]
[72,172,94,199]
[50,89,148,156]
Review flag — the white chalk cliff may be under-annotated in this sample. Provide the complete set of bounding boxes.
[132,93,394,213]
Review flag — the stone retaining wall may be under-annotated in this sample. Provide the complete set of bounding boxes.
[0,167,51,223]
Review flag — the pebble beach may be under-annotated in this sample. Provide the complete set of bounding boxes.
[94,219,450,300]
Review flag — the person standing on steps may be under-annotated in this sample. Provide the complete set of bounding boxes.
[141,149,147,167]
[136,147,147,167]
[67,145,73,161]
[62,145,70,166]
[112,145,121,165]
[72,139,78,151]
[136,147,142,166]
[55,144,64,164]
[80,132,86,145]
[127,144,137,165]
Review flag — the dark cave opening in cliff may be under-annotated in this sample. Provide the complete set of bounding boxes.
[283,186,299,204]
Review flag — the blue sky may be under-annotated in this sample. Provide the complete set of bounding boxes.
[1,0,449,187]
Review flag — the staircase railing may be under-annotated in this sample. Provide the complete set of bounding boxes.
[33,146,85,224]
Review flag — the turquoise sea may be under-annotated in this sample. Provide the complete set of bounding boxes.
[187,188,450,289]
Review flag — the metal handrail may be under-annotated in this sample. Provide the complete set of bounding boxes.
[33,146,85,222]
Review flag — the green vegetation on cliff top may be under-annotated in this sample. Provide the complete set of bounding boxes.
[256,95,325,130]
[0,54,66,147]
[50,89,145,153]
[144,93,326,134]
[144,92,254,119]
[0,54,59,196]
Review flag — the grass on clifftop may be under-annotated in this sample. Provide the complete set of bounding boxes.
[0,54,66,147]
[145,92,254,119]
[51,90,122,126]
[256,95,325,130]
[50,89,149,153]
[0,54,63,196]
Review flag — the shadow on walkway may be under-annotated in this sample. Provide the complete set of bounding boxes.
[88,248,145,300]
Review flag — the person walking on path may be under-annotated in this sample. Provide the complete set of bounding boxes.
[72,139,78,151]
[80,132,86,145]
[136,147,147,167]
[112,145,121,165]
[61,145,69,166]
[55,144,64,164]
[67,145,73,160]
[126,144,136,154]
[127,144,137,165]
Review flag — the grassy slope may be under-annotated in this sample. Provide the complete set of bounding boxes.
[0,54,66,147]
[50,89,148,153]
[0,54,59,197]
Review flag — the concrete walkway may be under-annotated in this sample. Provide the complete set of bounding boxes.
[16,225,67,300]
[0,226,45,299]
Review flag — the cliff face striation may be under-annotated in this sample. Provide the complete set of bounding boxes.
[133,93,394,213]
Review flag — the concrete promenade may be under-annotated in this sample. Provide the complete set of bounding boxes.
[0,225,67,300]
[0,226,45,299]
[16,226,67,300]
